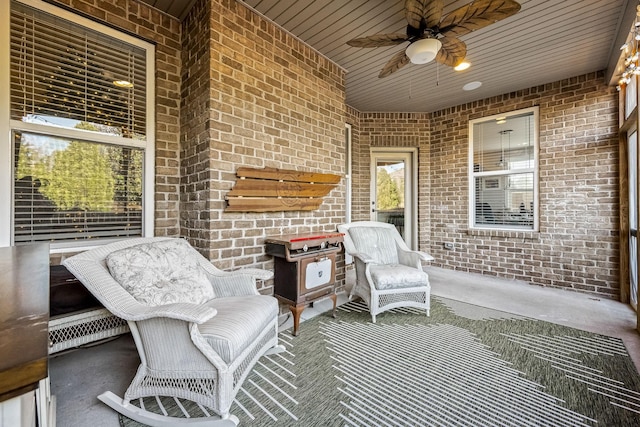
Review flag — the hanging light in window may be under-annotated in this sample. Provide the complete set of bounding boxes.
[498,130,512,168]
[113,80,133,88]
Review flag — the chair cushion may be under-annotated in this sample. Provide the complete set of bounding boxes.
[200,295,278,364]
[348,227,399,265]
[370,264,429,290]
[106,238,214,306]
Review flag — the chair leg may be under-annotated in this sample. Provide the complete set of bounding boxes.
[98,391,239,426]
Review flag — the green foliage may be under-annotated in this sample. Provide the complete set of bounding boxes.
[45,141,115,211]
[376,168,401,210]
[15,123,143,212]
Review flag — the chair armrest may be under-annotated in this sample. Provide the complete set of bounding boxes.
[350,252,378,264]
[397,248,434,269]
[234,267,274,281]
[206,272,262,297]
[416,251,435,262]
[129,303,217,324]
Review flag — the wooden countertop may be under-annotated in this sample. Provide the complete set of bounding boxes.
[0,243,49,402]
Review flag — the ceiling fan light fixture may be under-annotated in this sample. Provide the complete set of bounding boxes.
[405,38,442,64]
[454,61,471,71]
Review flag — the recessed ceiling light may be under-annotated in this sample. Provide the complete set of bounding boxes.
[463,81,482,91]
[454,61,470,71]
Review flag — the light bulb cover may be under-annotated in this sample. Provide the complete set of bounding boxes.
[454,61,471,71]
[405,38,442,64]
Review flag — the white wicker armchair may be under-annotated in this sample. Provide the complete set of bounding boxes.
[62,237,284,426]
[338,221,433,323]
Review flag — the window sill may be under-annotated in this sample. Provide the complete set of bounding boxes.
[467,228,540,240]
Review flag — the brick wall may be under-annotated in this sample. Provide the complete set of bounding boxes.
[352,112,432,250]
[50,0,183,238]
[347,71,619,298]
[181,0,347,290]
[430,71,619,298]
[44,1,620,299]
[180,0,213,251]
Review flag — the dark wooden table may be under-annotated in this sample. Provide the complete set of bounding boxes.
[0,243,50,403]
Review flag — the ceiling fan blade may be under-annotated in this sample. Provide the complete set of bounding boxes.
[347,33,410,48]
[439,0,521,39]
[379,50,411,78]
[405,0,443,29]
[435,37,467,67]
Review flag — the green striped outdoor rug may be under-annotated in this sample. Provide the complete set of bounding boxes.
[121,296,640,426]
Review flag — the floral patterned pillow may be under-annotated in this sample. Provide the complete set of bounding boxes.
[106,239,215,306]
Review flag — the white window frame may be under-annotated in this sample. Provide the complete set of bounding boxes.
[468,106,539,232]
[1,0,155,250]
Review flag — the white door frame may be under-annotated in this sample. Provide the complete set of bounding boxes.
[370,148,418,249]
[344,123,353,264]
[629,127,638,310]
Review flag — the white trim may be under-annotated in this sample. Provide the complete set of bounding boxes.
[0,0,11,247]
[344,123,353,264]
[143,43,156,238]
[468,106,539,231]
[9,120,149,149]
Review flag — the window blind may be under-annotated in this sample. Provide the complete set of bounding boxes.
[13,132,143,244]
[10,1,147,139]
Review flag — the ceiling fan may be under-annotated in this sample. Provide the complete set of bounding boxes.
[346,0,521,78]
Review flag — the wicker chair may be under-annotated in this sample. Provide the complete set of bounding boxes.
[338,221,433,322]
[63,237,284,426]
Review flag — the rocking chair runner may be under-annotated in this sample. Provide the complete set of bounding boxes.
[338,221,433,322]
[63,237,284,426]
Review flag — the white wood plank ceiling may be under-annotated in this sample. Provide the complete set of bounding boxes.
[140,0,634,113]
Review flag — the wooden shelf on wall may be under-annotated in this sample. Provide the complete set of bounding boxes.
[225,167,341,212]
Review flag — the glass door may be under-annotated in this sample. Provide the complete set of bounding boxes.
[371,150,415,248]
[630,130,638,310]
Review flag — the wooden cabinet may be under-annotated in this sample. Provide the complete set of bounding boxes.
[0,243,54,427]
[265,232,343,336]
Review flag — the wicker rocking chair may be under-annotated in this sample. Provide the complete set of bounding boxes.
[63,237,284,426]
[338,221,433,322]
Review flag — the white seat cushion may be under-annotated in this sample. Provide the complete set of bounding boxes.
[370,264,429,290]
[200,295,278,364]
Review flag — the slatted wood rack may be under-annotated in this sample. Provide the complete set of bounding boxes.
[226,167,341,212]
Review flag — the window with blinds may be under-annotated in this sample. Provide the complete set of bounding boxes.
[9,0,153,246]
[469,108,538,230]
[10,1,147,139]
